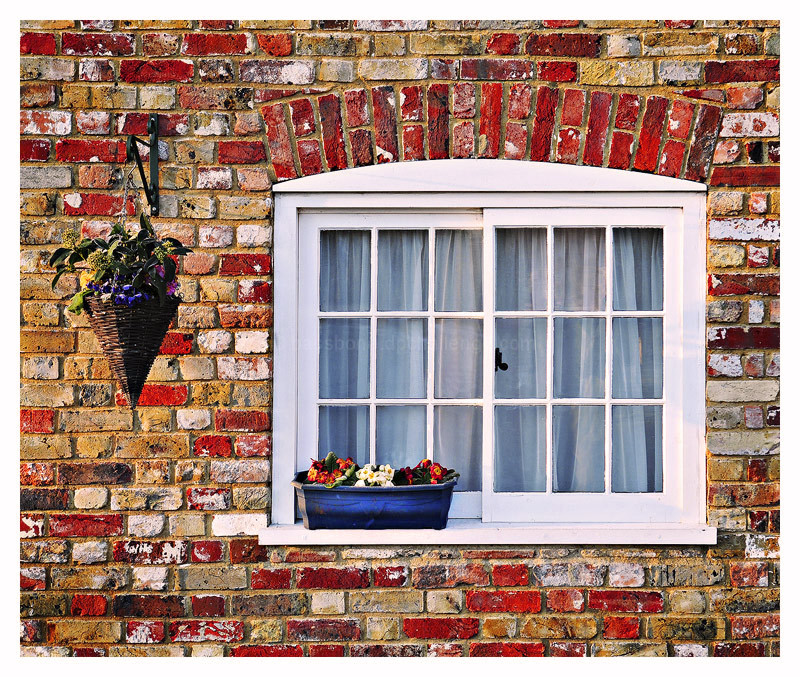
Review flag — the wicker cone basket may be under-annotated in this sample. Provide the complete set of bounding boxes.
[85,296,180,408]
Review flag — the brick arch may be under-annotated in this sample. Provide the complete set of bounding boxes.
[260,84,726,185]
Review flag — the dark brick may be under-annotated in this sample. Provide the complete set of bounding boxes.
[113,595,186,617]
[58,463,133,485]
[20,488,69,511]
[231,593,309,616]
[287,619,361,641]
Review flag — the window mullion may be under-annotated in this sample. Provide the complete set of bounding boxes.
[369,226,378,466]
[426,226,435,463]
[546,223,553,495]
[482,216,494,521]
[604,224,613,495]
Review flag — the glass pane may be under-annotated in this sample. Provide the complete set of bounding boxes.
[319,319,370,398]
[612,405,663,492]
[553,405,605,492]
[553,318,605,398]
[495,318,547,399]
[434,406,482,491]
[434,230,482,311]
[318,406,369,466]
[377,319,427,398]
[376,406,426,470]
[320,230,370,311]
[554,228,605,310]
[378,230,428,311]
[613,228,663,311]
[494,406,546,492]
[434,319,482,399]
[496,228,547,311]
[612,318,663,399]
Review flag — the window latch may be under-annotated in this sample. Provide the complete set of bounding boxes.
[495,348,509,372]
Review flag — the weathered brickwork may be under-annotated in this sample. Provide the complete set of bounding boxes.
[20,19,779,657]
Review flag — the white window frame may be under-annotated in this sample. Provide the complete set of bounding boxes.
[262,159,715,545]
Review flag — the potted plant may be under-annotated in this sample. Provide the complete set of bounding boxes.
[292,452,459,530]
[49,213,192,408]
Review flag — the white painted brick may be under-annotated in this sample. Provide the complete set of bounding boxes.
[211,513,269,536]
[128,514,166,538]
[720,112,779,137]
[73,487,109,509]
[198,330,233,354]
[707,380,779,402]
[132,566,169,591]
[708,353,743,377]
[237,224,271,247]
[217,356,271,380]
[235,331,270,354]
[707,430,779,456]
[176,409,212,430]
[72,541,108,564]
[708,218,779,241]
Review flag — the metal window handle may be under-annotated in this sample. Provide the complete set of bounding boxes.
[495,348,509,372]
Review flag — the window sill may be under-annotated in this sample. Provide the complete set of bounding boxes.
[258,521,716,546]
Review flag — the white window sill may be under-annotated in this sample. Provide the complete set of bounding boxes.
[258,521,716,546]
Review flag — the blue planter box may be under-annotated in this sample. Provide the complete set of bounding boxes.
[292,472,457,530]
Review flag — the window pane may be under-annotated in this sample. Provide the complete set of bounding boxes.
[553,318,605,398]
[496,228,547,311]
[435,406,482,491]
[553,405,605,492]
[378,230,428,311]
[495,318,547,399]
[319,406,369,466]
[320,230,370,311]
[612,318,663,399]
[554,228,605,310]
[612,405,663,492]
[319,319,370,398]
[376,406,426,470]
[494,406,546,492]
[613,228,663,311]
[377,319,427,398]
[434,319,482,399]
[435,230,482,311]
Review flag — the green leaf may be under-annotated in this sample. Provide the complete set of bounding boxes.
[151,273,167,305]
[163,256,177,282]
[66,289,91,315]
[48,248,70,267]
[140,213,155,236]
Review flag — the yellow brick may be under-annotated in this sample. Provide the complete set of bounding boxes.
[49,621,122,644]
[115,434,190,458]
[60,410,133,432]
[21,331,75,354]
[580,61,655,86]
[708,458,746,481]
[642,32,719,56]
[20,193,56,216]
[20,435,72,460]
[191,382,231,406]
[250,619,283,643]
[137,408,173,432]
[59,84,92,108]
[410,34,482,55]
[483,617,516,638]
[75,435,113,459]
[520,616,598,640]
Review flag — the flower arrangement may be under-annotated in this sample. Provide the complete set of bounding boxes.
[49,213,192,314]
[304,452,459,489]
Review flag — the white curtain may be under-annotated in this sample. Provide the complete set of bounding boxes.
[494,406,546,491]
[435,406,482,491]
[320,230,370,311]
[378,230,427,310]
[318,406,369,465]
[496,228,547,311]
[377,406,426,469]
[553,228,605,310]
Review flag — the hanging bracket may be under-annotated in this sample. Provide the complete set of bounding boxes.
[125,113,160,216]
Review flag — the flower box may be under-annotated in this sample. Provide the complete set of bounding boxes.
[291,472,457,530]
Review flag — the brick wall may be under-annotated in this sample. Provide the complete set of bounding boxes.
[20,19,779,657]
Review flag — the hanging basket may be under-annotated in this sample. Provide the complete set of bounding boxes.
[85,295,180,408]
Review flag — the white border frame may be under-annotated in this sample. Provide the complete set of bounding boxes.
[267,160,712,544]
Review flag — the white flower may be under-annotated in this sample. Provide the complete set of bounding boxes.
[354,479,365,487]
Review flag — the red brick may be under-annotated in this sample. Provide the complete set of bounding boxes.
[710,166,780,187]
[466,590,541,613]
[713,642,766,657]
[587,590,664,612]
[427,643,463,657]
[252,568,292,589]
[708,274,779,297]
[537,61,577,82]
[71,594,108,617]
[658,139,686,178]
[708,483,779,507]
[184,253,216,275]
[187,487,231,510]
[469,642,545,657]
[508,83,532,120]
[20,514,44,538]
[542,20,581,28]
[229,538,270,563]
[479,82,502,158]
[550,641,587,657]
[21,570,45,590]
[427,83,449,159]
[525,33,600,57]
[705,60,779,84]
[182,33,248,56]
[21,83,57,107]
[193,435,232,458]
[404,618,479,640]
[62,33,135,56]
[126,620,165,643]
[556,128,581,164]
[665,20,695,28]
[318,93,348,171]
[431,58,457,79]
[285,550,336,563]
[685,104,723,182]
[486,33,520,55]
[257,34,293,56]
[179,85,254,110]
[345,89,371,128]
[117,112,188,137]
[219,253,271,275]
[21,139,51,162]
[169,620,244,642]
[461,59,532,80]
[20,32,57,55]
[374,566,408,587]
[749,510,769,532]
[372,86,399,163]
[20,488,69,511]
[296,566,369,589]
[734,614,780,640]
[707,326,779,350]
[20,463,54,486]
[262,102,297,180]
[235,435,271,457]
[546,588,585,613]
[55,138,125,163]
[561,89,585,126]
[73,648,106,657]
[231,645,303,657]
[668,100,695,139]
[633,96,669,172]
[120,59,194,83]
[679,88,725,102]
[113,540,188,565]
[218,305,271,329]
[199,20,235,30]
[350,129,373,167]
[615,93,641,131]
[504,122,527,160]
[530,86,558,162]
[730,562,768,587]
[309,645,345,656]
[289,98,316,137]
[583,91,613,166]
[20,409,54,434]
[63,193,134,217]
[49,514,123,537]
[608,131,634,170]
[116,384,188,407]
[413,563,489,588]
[603,616,640,639]
[191,541,224,563]
[493,564,529,586]
[402,125,424,160]
[297,139,323,176]
[288,619,361,641]
[216,410,270,432]
[400,86,423,121]
[191,595,225,617]
[218,140,267,164]
[57,462,132,485]
[159,332,193,355]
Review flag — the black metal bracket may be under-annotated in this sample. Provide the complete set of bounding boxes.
[126,113,160,216]
[495,348,509,372]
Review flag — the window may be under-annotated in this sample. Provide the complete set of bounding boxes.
[265,160,714,544]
